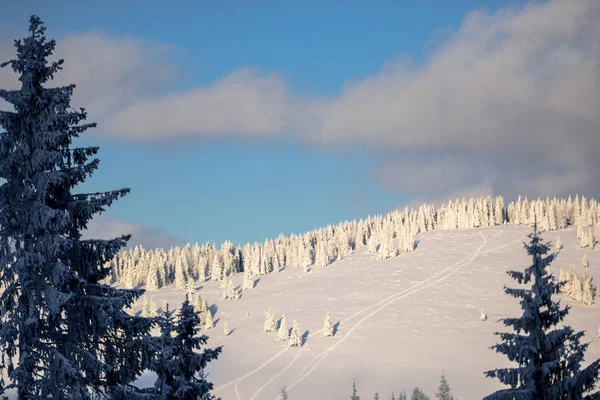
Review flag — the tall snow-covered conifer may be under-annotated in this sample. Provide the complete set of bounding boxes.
[0,16,154,399]
[484,225,600,399]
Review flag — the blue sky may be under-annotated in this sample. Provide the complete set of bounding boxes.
[1,0,597,248]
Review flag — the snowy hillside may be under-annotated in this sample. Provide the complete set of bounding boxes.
[133,225,600,400]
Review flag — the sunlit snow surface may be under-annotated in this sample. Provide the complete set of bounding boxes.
[2,226,590,400]
[129,225,600,399]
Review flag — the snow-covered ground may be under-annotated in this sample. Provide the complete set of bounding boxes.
[137,225,600,400]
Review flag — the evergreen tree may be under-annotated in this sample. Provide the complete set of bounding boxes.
[323,311,334,337]
[556,237,563,250]
[411,388,430,400]
[204,305,214,330]
[288,319,302,347]
[278,315,290,341]
[147,297,222,399]
[351,379,360,400]
[435,373,454,400]
[397,391,407,400]
[264,307,277,332]
[223,321,229,336]
[484,225,600,399]
[280,386,289,400]
[242,268,254,290]
[0,16,154,398]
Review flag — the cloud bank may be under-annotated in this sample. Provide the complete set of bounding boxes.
[1,0,599,203]
[82,214,185,250]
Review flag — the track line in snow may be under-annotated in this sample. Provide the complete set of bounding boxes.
[212,347,288,393]
[287,232,492,389]
[250,349,304,400]
[288,232,524,391]
[216,229,518,398]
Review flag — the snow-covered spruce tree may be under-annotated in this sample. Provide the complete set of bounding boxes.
[242,268,254,290]
[374,391,380,400]
[146,297,222,399]
[288,319,302,347]
[484,224,600,399]
[397,390,407,400]
[0,16,155,399]
[277,315,290,341]
[264,307,277,333]
[435,373,454,400]
[556,236,563,251]
[411,388,430,400]
[583,254,590,269]
[224,278,238,300]
[323,311,334,337]
[223,321,229,336]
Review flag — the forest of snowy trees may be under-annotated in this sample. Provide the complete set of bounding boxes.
[109,195,600,291]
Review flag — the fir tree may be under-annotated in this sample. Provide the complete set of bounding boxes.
[0,16,154,398]
[280,386,289,400]
[147,297,222,399]
[435,373,454,400]
[288,319,302,347]
[351,379,360,400]
[278,315,290,341]
[242,268,254,290]
[374,391,380,400]
[323,311,334,337]
[556,236,563,251]
[484,225,600,399]
[411,388,430,400]
[264,307,277,332]
[397,391,408,400]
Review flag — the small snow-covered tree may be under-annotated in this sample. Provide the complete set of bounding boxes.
[583,254,590,269]
[323,311,334,337]
[556,236,563,250]
[435,373,454,400]
[224,279,238,300]
[374,391,380,400]
[242,268,254,290]
[288,319,302,347]
[484,225,600,399]
[264,307,277,333]
[223,321,229,336]
[278,315,290,341]
[315,240,330,268]
[480,309,487,322]
[204,306,214,330]
[161,298,168,313]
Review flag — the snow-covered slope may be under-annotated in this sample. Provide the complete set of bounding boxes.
[137,225,600,400]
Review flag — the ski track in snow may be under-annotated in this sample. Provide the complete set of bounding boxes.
[216,230,517,399]
[250,348,304,400]
[286,232,524,393]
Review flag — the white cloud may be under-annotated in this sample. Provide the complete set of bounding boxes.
[2,0,599,204]
[108,67,289,140]
[0,29,177,125]
[83,214,185,250]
